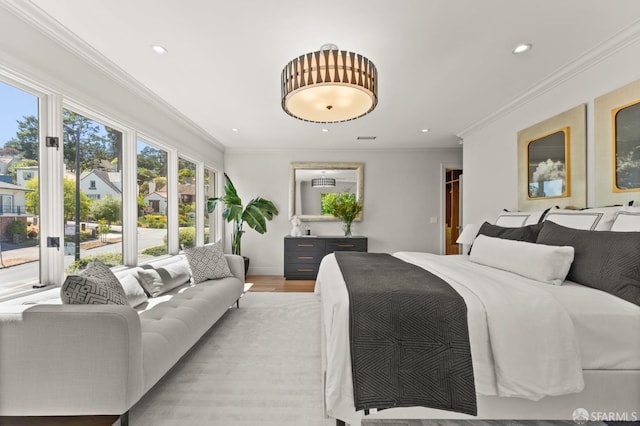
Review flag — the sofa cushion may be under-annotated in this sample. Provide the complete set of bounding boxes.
[184,242,233,284]
[137,259,191,297]
[61,260,128,305]
[139,275,244,391]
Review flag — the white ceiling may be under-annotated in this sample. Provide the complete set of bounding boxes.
[25,0,640,150]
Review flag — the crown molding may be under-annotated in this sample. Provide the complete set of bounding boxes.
[3,1,226,152]
[224,146,462,154]
[457,19,640,139]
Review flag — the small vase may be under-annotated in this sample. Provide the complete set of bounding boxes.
[343,221,352,237]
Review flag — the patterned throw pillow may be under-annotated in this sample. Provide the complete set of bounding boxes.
[61,260,128,305]
[184,242,233,284]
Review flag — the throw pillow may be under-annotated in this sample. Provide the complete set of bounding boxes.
[544,206,622,231]
[469,234,574,285]
[61,260,128,305]
[184,242,233,284]
[477,221,543,243]
[536,220,640,306]
[137,259,192,297]
[117,269,149,307]
[611,206,640,232]
[494,208,552,227]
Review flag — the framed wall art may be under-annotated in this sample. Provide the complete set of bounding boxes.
[517,104,586,211]
[594,79,640,206]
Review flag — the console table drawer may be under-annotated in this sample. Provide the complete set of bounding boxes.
[284,239,324,252]
[326,239,367,252]
[284,263,319,280]
[284,236,367,279]
[284,251,324,264]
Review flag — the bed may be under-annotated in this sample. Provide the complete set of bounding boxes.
[315,215,640,426]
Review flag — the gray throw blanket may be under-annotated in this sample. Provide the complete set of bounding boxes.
[335,252,477,415]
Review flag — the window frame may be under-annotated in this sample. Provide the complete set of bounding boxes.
[0,68,218,301]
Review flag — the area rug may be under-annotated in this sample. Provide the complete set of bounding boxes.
[361,421,607,426]
[130,292,609,426]
[130,292,334,426]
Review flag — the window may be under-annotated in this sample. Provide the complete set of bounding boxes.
[0,80,41,297]
[1,195,14,213]
[178,157,197,249]
[1,71,216,300]
[137,140,168,258]
[63,108,123,268]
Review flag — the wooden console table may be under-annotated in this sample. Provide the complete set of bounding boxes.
[284,236,368,280]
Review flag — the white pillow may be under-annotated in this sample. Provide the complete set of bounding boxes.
[137,259,191,297]
[611,206,640,232]
[494,209,550,227]
[469,235,574,285]
[118,270,148,307]
[544,206,621,231]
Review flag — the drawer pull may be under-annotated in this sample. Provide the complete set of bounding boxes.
[297,268,314,272]
[297,244,314,247]
[337,244,355,248]
[298,256,314,260]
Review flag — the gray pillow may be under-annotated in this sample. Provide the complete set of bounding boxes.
[61,260,128,305]
[184,242,233,284]
[536,220,640,306]
[468,221,543,254]
[478,221,543,243]
[137,259,191,297]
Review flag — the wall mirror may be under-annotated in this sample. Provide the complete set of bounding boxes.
[289,162,364,221]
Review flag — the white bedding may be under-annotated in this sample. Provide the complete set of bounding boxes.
[315,252,640,423]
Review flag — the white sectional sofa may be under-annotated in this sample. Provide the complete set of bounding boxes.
[0,253,245,425]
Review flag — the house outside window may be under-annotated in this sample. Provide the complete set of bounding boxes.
[89,180,96,190]
[0,195,13,213]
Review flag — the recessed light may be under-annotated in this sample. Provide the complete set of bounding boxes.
[151,45,168,54]
[421,129,430,133]
[231,128,239,132]
[321,128,329,133]
[512,43,532,54]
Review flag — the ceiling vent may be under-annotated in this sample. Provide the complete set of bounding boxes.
[356,136,377,141]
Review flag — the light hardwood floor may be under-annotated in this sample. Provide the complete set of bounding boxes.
[246,275,316,292]
[0,276,313,426]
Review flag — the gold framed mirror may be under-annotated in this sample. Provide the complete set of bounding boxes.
[289,162,364,221]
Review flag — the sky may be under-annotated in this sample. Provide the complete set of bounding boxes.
[1,79,162,155]
[0,81,38,147]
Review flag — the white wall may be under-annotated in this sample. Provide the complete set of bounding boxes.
[462,37,640,226]
[224,148,462,275]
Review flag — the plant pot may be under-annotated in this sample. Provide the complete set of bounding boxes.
[243,256,250,277]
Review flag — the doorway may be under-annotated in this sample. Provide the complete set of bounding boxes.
[444,168,462,255]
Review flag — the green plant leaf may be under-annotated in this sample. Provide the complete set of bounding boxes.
[207,174,279,254]
[243,204,268,234]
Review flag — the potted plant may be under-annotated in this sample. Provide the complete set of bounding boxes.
[207,173,279,274]
[323,192,363,237]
